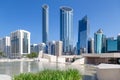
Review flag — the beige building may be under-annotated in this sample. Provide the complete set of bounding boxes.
[55,41,63,56]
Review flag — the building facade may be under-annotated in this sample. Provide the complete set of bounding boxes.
[47,41,56,55]
[55,41,63,56]
[2,36,11,57]
[117,34,120,52]
[60,6,73,54]
[30,44,38,53]
[77,16,89,54]
[0,38,3,52]
[88,38,94,53]
[42,4,49,44]
[10,30,30,58]
[38,43,46,53]
[106,37,117,52]
[94,29,106,54]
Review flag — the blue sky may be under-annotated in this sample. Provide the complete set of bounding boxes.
[0,0,120,45]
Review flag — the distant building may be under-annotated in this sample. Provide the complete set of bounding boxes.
[106,37,117,52]
[0,38,3,52]
[47,41,56,55]
[94,29,106,54]
[55,41,63,56]
[60,6,73,54]
[30,44,38,53]
[2,36,11,57]
[117,34,120,52]
[42,4,49,44]
[88,38,94,53]
[10,30,30,58]
[77,16,89,54]
[38,43,46,53]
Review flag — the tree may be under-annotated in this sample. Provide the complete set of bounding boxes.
[27,52,38,58]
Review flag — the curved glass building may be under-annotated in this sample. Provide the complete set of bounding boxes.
[60,6,73,54]
[94,29,106,54]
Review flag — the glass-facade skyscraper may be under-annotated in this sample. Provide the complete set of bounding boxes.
[42,4,49,44]
[106,37,117,52]
[77,16,89,54]
[94,29,106,54]
[60,6,73,54]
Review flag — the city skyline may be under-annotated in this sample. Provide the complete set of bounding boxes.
[0,0,120,45]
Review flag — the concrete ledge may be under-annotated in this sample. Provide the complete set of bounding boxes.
[0,74,11,80]
[97,64,120,80]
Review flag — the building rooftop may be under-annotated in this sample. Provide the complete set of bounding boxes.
[82,53,120,58]
[42,4,49,9]
[97,28,103,33]
[60,6,73,11]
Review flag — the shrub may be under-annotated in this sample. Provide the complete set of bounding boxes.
[13,69,82,80]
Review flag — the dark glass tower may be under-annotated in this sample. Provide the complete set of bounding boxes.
[42,4,49,44]
[117,34,120,51]
[77,16,89,54]
[60,6,73,54]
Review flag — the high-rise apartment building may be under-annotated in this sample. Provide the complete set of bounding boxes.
[2,36,11,57]
[77,16,89,54]
[42,4,49,44]
[94,29,106,54]
[60,6,73,54]
[10,30,30,58]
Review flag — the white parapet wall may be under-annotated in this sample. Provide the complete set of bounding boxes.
[71,58,85,65]
[41,54,66,63]
[97,64,120,80]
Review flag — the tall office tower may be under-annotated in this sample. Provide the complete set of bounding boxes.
[47,41,55,55]
[88,38,94,53]
[2,36,11,57]
[42,4,49,44]
[117,34,120,52]
[106,37,117,52]
[10,30,30,58]
[77,16,89,55]
[55,41,63,56]
[94,29,106,54]
[60,6,73,54]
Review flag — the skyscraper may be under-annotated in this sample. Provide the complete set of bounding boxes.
[10,30,30,58]
[77,16,89,54]
[60,6,73,54]
[94,29,106,54]
[42,4,49,44]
